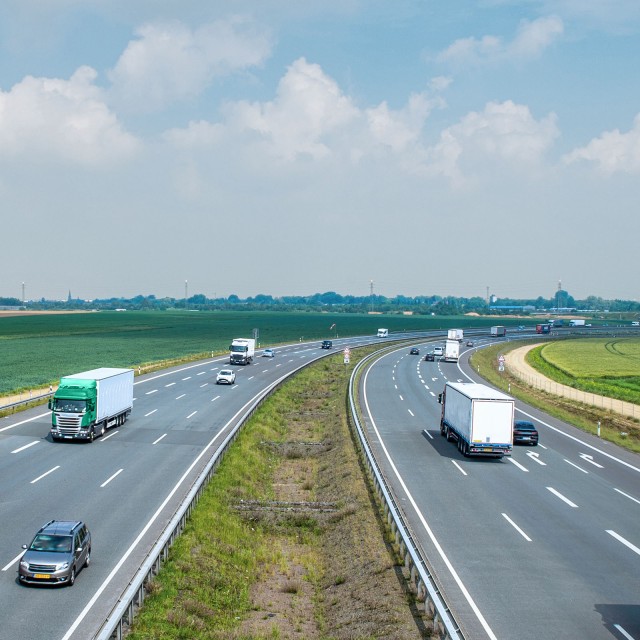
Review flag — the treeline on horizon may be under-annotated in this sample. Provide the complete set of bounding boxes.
[2,289,639,315]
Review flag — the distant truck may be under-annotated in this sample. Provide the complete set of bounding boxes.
[490,325,506,337]
[377,328,389,337]
[49,368,134,442]
[536,324,551,334]
[438,382,514,458]
[569,319,586,327]
[549,319,564,327]
[229,338,255,365]
[443,339,459,362]
[447,329,464,341]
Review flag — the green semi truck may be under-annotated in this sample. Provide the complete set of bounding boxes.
[49,368,134,442]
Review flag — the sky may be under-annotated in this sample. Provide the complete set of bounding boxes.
[1,1,639,302]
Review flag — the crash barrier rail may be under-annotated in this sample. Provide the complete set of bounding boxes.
[347,348,464,640]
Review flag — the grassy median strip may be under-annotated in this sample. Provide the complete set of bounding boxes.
[471,342,640,453]
[127,350,426,640]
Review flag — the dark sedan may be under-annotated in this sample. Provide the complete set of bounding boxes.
[410,347,420,355]
[513,420,539,445]
[424,352,435,361]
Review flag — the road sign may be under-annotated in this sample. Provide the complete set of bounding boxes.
[498,355,505,363]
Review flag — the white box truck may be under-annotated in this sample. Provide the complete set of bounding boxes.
[443,339,459,362]
[229,338,255,365]
[49,368,134,442]
[377,328,388,337]
[490,326,506,337]
[438,382,514,458]
[447,329,463,341]
[569,319,586,327]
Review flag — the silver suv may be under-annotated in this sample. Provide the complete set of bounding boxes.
[19,520,91,586]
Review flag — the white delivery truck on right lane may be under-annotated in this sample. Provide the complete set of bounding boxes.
[438,382,514,458]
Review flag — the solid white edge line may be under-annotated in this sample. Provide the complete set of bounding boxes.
[11,440,39,454]
[614,488,640,505]
[152,434,167,445]
[100,469,124,488]
[501,513,532,541]
[30,466,60,484]
[363,359,498,640]
[546,486,578,508]
[606,530,640,557]
[100,431,118,442]
[0,411,50,434]
[2,551,25,572]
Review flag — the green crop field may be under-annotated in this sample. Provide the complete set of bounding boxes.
[528,338,640,404]
[0,310,512,396]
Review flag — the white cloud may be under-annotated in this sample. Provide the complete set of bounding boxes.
[0,66,139,165]
[563,114,640,174]
[426,100,560,180]
[108,17,272,112]
[437,15,563,65]
[223,57,359,161]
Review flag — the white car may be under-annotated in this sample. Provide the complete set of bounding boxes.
[433,346,444,357]
[262,348,275,358]
[216,369,236,385]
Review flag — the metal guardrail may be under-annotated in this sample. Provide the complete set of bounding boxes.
[0,391,53,412]
[347,348,464,640]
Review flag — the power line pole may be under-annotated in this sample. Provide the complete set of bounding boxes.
[370,280,374,313]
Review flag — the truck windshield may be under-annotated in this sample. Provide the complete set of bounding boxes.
[230,345,247,352]
[53,399,86,413]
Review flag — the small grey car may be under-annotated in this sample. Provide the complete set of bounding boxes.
[19,520,91,586]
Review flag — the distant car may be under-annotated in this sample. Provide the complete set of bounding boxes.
[410,347,420,355]
[466,341,474,347]
[433,346,444,357]
[517,325,526,331]
[216,369,236,385]
[513,420,539,446]
[262,349,275,358]
[19,520,91,586]
[424,352,435,362]
[321,340,333,349]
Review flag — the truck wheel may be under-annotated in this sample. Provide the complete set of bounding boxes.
[89,428,95,443]
[440,423,446,436]
[98,422,105,437]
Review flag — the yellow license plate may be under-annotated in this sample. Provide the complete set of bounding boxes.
[34,574,51,579]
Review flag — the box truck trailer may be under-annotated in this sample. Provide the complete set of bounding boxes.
[438,382,514,458]
[49,368,134,442]
[443,339,460,362]
[569,319,586,327]
[229,338,256,365]
[447,329,464,341]
[377,328,389,337]
[490,326,506,337]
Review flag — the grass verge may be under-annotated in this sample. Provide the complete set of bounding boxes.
[471,343,640,453]
[126,348,428,640]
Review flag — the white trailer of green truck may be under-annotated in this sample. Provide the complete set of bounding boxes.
[49,368,134,442]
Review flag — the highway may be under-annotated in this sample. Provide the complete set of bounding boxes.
[358,336,640,640]
[0,338,373,640]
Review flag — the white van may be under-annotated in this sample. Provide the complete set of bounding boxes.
[377,328,389,337]
[433,346,444,357]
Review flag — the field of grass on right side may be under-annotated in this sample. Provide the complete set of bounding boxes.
[529,338,640,404]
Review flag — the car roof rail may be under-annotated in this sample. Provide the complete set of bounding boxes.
[38,519,57,532]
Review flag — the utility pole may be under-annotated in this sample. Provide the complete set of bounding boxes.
[21,282,25,306]
[486,286,489,306]
[370,280,374,313]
